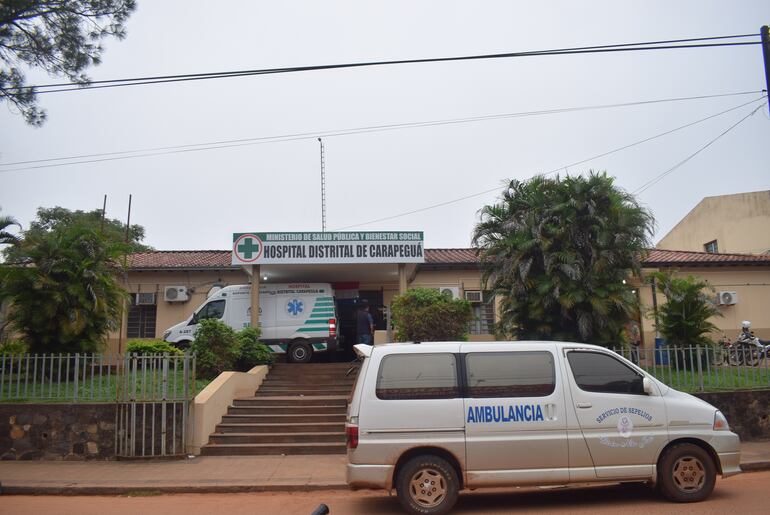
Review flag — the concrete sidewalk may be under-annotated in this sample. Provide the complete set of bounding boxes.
[1,442,769,495]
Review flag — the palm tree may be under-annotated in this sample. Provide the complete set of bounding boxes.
[472,172,655,347]
[0,212,21,245]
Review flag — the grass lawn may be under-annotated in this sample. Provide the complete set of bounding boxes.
[642,362,770,392]
[0,371,210,403]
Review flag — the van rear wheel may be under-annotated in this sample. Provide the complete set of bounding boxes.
[288,341,312,363]
[657,443,716,502]
[396,455,459,515]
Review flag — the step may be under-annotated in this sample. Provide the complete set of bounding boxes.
[207,432,345,445]
[227,405,347,415]
[220,413,346,424]
[264,373,355,382]
[270,360,356,369]
[200,442,346,456]
[259,383,352,390]
[256,389,351,396]
[233,396,347,407]
[261,379,356,386]
[216,422,343,434]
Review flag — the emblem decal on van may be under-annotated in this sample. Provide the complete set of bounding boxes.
[617,415,633,437]
[466,404,544,423]
[286,299,304,316]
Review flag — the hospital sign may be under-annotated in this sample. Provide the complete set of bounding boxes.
[232,231,425,265]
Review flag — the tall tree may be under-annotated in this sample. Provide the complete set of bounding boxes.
[0,0,136,125]
[0,219,129,352]
[472,172,654,347]
[3,205,151,262]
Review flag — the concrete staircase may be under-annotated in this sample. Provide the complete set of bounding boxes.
[201,362,355,456]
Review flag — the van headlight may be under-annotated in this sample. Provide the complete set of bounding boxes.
[162,330,171,341]
[713,410,730,431]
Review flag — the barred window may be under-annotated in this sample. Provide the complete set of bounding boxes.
[468,292,495,335]
[127,301,157,339]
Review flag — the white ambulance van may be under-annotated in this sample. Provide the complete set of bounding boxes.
[162,283,337,362]
[346,341,740,515]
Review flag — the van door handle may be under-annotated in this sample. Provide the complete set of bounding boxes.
[576,402,592,409]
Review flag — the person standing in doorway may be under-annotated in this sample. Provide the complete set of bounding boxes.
[628,321,641,364]
[357,301,374,345]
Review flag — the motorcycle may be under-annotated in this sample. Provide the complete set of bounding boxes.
[729,329,770,367]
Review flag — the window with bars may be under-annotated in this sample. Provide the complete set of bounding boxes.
[127,301,157,339]
[468,292,495,335]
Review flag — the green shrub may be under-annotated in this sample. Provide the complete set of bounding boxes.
[391,287,473,342]
[192,319,240,378]
[126,339,183,356]
[0,339,29,355]
[236,326,275,370]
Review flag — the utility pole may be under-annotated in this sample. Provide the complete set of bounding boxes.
[762,25,770,115]
[318,138,327,232]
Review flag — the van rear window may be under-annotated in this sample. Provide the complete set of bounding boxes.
[376,353,459,400]
[465,351,555,398]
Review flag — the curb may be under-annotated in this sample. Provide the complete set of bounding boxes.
[740,461,770,472]
[1,483,350,496]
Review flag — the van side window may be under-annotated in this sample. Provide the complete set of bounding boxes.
[465,352,555,398]
[376,353,459,400]
[197,299,226,321]
[567,351,644,395]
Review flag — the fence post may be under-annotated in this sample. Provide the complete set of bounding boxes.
[73,353,79,402]
[696,346,704,392]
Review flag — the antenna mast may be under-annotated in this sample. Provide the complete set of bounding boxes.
[318,138,327,232]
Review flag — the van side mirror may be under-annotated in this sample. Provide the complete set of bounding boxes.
[642,377,654,395]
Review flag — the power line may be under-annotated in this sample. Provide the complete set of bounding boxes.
[1,90,763,173]
[633,102,767,195]
[335,96,767,230]
[15,33,760,94]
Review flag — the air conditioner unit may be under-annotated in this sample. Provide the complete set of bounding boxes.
[135,292,156,305]
[717,291,738,306]
[435,286,460,300]
[464,290,483,303]
[164,286,190,302]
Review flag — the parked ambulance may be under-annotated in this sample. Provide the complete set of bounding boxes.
[346,341,740,515]
[162,283,337,362]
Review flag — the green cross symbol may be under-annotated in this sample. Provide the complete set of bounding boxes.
[237,237,260,259]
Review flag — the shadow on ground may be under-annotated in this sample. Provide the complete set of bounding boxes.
[349,481,737,514]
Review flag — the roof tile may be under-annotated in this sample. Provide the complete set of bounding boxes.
[127,248,770,269]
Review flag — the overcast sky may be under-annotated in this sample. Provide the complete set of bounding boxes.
[2,1,769,252]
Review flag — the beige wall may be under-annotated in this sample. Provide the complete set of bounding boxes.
[638,266,770,351]
[657,190,770,254]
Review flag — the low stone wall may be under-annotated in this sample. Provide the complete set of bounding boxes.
[0,403,116,460]
[694,389,770,441]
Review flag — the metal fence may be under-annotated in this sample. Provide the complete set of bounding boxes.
[616,344,770,392]
[0,352,197,458]
[0,352,195,402]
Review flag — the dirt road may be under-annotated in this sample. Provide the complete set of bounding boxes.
[4,470,768,514]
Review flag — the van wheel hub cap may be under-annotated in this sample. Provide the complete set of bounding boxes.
[409,468,446,507]
[672,456,705,493]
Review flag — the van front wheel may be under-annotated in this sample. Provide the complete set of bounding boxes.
[396,455,459,515]
[288,341,312,363]
[657,443,716,502]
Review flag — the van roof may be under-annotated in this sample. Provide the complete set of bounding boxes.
[357,340,609,356]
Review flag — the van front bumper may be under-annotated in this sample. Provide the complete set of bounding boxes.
[710,431,741,478]
[347,463,393,490]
